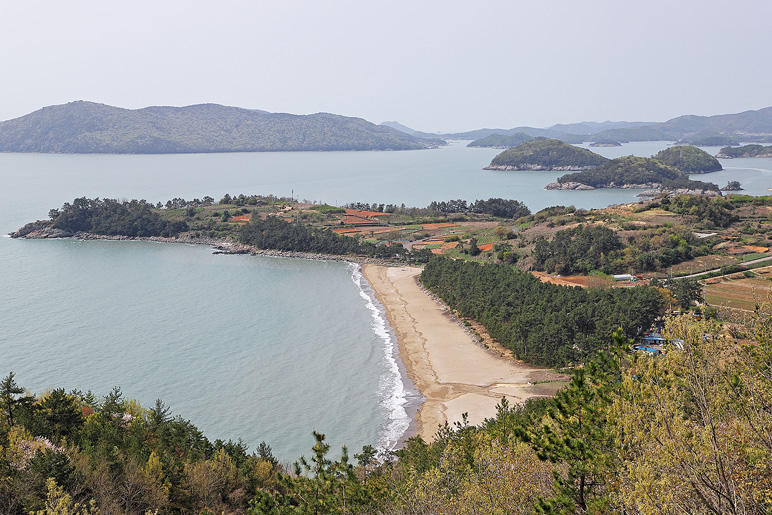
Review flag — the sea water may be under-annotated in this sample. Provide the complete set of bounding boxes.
[1,140,770,461]
[1,236,413,461]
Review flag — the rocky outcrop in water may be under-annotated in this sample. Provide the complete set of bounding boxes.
[487,164,598,171]
[544,181,595,190]
[636,188,723,198]
[10,221,72,239]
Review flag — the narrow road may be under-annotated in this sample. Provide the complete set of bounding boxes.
[676,254,772,280]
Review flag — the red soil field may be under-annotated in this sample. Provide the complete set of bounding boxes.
[420,223,457,230]
[344,209,388,217]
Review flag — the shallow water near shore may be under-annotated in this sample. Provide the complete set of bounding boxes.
[1,140,771,460]
[2,237,412,460]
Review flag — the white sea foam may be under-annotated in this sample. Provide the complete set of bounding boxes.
[348,263,413,451]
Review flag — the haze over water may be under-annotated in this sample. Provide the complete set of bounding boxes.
[2,141,771,460]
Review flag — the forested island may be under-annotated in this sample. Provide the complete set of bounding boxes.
[717,144,772,158]
[548,155,721,192]
[652,145,722,173]
[0,101,443,153]
[484,138,608,171]
[676,133,740,147]
[589,139,621,147]
[466,132,533,148]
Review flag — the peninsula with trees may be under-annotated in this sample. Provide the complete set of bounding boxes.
[6,189,772,513]
[12,191,770,293]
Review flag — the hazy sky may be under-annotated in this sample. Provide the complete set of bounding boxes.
[1,0,770,132]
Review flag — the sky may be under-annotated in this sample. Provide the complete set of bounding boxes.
[1,0,770,133]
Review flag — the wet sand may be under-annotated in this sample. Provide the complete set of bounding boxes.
[361,265,565,442]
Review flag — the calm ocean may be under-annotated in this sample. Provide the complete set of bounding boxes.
[1,141,770,460]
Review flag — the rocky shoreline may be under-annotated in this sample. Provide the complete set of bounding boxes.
[9,223,407,267]
[544,181,663,190]
[542,181,722,198]
[637,187,722,198]
[484,164,597,172]
[544,181,595,190]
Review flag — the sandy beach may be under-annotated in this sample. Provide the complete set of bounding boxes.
[361,265,565,442]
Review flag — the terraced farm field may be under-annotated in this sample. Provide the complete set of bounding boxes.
[704,276,772,311]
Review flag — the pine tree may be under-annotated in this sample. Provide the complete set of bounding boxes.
[0,372,32,429]
[516,330,629,513]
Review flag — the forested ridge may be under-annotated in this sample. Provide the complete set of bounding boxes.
[590,105,772,142]
[0,101,441,153]
[419,257,663,366]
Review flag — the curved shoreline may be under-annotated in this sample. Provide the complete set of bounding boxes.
[360,265,565,442]
[12,230,563,443]
[10,229,406,266]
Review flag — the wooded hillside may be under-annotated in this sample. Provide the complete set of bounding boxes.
[0,102,442,153]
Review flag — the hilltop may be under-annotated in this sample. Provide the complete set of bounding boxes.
[652,145,722,173]
[0,101,443,154]
[484,138,609,171]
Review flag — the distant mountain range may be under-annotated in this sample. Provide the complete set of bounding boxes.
[0,102,443,154]
[383,120,655,143]
[592,107,772,143]
[383,106,772,145]
[3,101,771,155]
